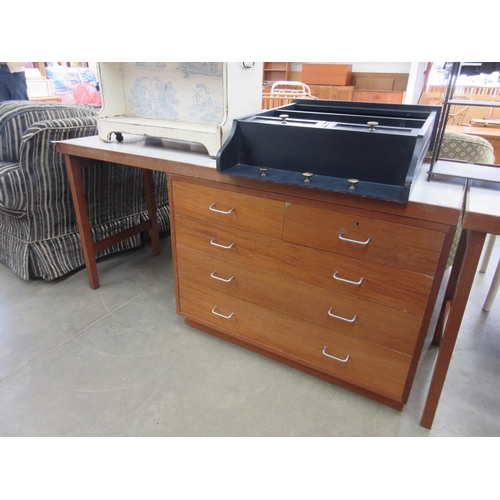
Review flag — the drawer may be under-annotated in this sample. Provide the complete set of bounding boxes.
[284,203,445,275]
[177,247,422,355]
[171,179,285,239]
[179,281,412,403]
[175,215,434,316]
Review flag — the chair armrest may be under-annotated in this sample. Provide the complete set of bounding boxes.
[0,161,25,217]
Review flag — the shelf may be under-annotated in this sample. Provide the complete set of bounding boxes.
[449,99,500,107]
[429,159,500,183]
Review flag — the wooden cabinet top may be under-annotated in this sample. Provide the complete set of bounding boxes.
[301,64,352,86]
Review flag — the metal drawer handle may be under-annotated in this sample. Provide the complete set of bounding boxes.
[210,271,234,283]
[210,238,235,249]
[333,270,364,286]
[322,346,350,363]
[209,203,235,215]
[338,231,371,245]
[328,308,357,323]
[211,306,234,319]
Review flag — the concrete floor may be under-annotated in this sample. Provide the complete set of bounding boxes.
[0,234,498,437]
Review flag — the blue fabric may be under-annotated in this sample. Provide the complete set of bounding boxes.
[0,101,170,281]
[0,66,29,102]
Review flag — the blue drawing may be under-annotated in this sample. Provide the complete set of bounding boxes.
[189,82,223,123]
[177,62,223,79]
[127,77,180,120]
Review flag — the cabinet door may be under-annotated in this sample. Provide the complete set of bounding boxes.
[310,85,333,99]
[352,90,405,103]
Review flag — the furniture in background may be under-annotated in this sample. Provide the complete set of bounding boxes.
[0,100,169,282]
[439,130,495,164]
[446,124,500,160]
[301,64,352,86]
[262,62,291,86]
[307,85,355,101]
[301,64,406,104]
[351,89,405,104]
[434,95,471,126]
[261,81,316,110]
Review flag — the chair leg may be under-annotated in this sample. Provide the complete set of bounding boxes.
[482,259,500,312]
[479,234,496,273]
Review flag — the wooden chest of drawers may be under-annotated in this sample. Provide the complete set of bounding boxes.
[169,176,457,409]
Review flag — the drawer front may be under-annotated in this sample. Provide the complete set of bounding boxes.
[284,203,444,275]
[175,215,434,316]
[171,179,285,239]
[179,281,412,403]
[177,247,422,355]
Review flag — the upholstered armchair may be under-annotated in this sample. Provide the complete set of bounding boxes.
[0,100,169,281]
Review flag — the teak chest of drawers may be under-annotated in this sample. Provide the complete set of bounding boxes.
[169,175,459,410]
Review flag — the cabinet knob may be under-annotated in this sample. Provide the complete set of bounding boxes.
[260,167,269,177]
[367,121,379,130]
[279,114,289,123]
[348,178,359,190]
[303,172,314,183]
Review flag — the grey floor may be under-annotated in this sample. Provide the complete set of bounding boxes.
[0,234,499,437]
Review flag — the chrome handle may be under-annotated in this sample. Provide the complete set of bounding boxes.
[209,203,235,215]
[328,308,357,323]
[338,231,371,245]
[211,306,234,319]
[322,346,350,363]
[210,238,235,249]
[210,271,234,283]
[333,270,364,286]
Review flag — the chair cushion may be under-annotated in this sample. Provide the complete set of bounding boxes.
[440,130,495,164]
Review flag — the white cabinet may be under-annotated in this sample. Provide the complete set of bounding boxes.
[97,62,263,157]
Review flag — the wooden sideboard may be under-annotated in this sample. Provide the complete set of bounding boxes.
[352,89,405,104]
[169,170,462,410]
[308,85,355,101]
[305,87,405,104]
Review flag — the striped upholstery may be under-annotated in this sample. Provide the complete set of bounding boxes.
[0,100,99,163]
[0,101,169,281]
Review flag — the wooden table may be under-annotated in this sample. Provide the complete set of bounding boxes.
[420,176,500,428]
[57,135,469,424]
[57,136,216,289]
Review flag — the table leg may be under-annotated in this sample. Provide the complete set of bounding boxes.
[65,154,100,290]
[420,230,486,429]
[143,169,161,256]
[431,230,467,346]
